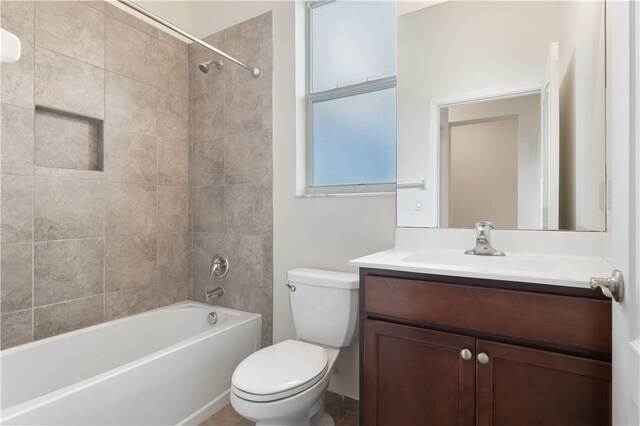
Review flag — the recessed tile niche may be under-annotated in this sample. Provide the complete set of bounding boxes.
[34,106,104,172]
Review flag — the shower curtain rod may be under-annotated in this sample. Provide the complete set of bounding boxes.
[116,0,261,77]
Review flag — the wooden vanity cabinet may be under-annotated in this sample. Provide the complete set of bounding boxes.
[360,269,612,426]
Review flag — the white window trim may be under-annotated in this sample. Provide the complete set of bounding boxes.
[305,0,397,195]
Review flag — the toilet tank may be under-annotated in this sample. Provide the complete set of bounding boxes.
[287,268,359,348]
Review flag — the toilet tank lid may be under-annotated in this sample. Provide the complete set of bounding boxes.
[287,268,359,289]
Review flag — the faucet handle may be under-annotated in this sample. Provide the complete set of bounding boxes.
[477,220,495,229]
[210,254,229,278]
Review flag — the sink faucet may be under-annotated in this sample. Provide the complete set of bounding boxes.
[465,221,505,256]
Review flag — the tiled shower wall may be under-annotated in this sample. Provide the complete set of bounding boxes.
[188,13,273,347]
[0,1,190,348]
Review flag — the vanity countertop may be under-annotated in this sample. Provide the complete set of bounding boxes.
[350,247,612,290]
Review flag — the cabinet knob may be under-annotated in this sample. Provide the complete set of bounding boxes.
[460,348,472,360]
[477,352,490,364]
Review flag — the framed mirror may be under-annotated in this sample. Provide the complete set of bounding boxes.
[396,1,608,231]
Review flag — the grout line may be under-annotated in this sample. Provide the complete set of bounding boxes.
[31,0,36,342]
[33,293,104,312]
[102,9,107,323]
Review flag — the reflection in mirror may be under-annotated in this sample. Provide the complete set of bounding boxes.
[396,1,607,231]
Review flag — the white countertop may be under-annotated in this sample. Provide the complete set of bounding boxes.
[350,247,612,289]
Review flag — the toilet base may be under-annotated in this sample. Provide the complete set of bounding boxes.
[317,413,335,426]
[253,411,334,426]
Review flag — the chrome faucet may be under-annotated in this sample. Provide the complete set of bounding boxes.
[205,286,225,302]
[465,221,505,256]
[210,254,229,278]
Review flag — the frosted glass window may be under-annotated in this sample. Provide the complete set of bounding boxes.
[310,1,396,92]
[312,88,396,186]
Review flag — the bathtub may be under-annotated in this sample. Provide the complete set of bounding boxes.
[0,301,261,425]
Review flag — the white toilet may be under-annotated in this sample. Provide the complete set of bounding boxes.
[230,268,359,426]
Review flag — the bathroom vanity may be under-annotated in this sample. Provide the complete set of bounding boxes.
[354,263,612,425]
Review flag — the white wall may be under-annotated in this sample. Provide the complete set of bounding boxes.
[186,0,396,400]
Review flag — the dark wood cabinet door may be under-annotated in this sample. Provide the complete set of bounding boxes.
[476,340,612,426]
[363,320,476,426]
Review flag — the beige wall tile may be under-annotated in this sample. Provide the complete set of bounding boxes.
[216,283,272,346]
[35,1,105,67]
[190,138,224,188]
[106,16,158,87]
[224,131,272,185]
[1,104,34,175]
[158,39,188,98]
[34,110,100,171]
[1,243,33,313]
[1,174,33,244]
[261,76,273,130]
[189,34,225,99]
[190,232,224,302]
[104,126,157,184]
[263,236,273,288]
[1,1,35,43]
[158,136,189,185]
[35,47,105,119]
[1,310,33,349]
[224,78,263,136]
[158,93,188,141]
[261,12,273,79]
[225,234,264,288]
[105,182,157,236]
[159,186,189,234]
[1,2,35,109]
[224,183,272,236]
[105,235,156,292]
[34,177,104,241]
[105,72,157,136]
[224,24,263,87]
[34,239,104,306]
[104,2,157,38]
[190,232,264,291]
[34,166,104,181]
[105,285,156,321]
[34,295,103,340]
[82,1,105,13]
[157,233,188,305]
[190,85,224,142]
[157,29,184,49]
[188,14,273,347]
[190,186,225,233]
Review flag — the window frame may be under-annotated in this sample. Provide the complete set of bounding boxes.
[305,0,397,195]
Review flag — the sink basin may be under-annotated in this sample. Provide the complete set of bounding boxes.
[402,251,558,273]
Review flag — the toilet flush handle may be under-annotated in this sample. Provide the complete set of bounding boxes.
[284,281,296,292]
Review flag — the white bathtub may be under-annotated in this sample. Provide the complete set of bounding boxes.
[0,302,261,425]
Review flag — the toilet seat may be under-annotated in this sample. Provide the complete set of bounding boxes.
[231,340,329,403]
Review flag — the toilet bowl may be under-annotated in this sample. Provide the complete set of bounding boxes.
[230,269,359,426]
[231,340,340,426]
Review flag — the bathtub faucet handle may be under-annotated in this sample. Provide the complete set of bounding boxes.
[210,254,229,278]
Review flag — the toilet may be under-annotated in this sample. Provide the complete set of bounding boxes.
[230,268,359,426]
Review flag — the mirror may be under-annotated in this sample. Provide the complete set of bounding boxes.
[396,1,608,231]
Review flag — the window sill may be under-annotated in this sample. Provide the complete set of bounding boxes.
[295,191,396,198]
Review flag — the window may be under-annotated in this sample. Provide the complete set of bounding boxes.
[307,0,396,194]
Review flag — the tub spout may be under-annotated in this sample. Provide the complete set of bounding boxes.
[205,286,225,302]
